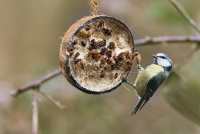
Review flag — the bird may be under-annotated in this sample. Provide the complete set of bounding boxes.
[126,53,173,114]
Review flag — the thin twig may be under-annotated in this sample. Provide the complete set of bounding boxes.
[12,69,61,97]
[12,35,200,96]
[135,35,200,47]
[122,84,133,93]
[168,0,200,33]
[32,93,39,134]
[35,90,66,110]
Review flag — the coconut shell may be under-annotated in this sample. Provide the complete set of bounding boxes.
[59,15,135,94]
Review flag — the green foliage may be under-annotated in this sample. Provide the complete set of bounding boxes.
[147,0,186,24]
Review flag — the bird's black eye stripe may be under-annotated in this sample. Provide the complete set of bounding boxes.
[159,56,166,59]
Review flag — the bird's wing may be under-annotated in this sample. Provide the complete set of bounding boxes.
[146,71,166,95]
[132,72,166,114]
[135,64,164,97]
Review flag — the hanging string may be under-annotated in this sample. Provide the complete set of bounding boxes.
[89,0,100,15]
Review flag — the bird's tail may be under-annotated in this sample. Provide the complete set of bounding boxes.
[131,95,150,115]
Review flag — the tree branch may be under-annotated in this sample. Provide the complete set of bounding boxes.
[32,93,39,134]
[12,69,61,97]
[168,0,200,33]
[12,35,200,97]
[135,35,200,47]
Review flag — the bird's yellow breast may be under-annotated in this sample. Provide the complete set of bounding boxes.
[135,64,164,97]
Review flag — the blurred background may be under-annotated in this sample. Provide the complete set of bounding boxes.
[0,0,200,133]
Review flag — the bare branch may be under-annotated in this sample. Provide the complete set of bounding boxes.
[168,0,200,33]
[11,35,200,96]
[12,69,62,97]
[32,93,39,134]
[135,35,200,47]
[35,90,66,110]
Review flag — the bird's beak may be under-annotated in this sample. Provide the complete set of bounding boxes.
[153,55,157,59]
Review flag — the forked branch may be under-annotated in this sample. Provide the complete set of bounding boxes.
[12,69,61,97]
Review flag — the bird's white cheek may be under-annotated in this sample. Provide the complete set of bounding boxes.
[158,59,171,67]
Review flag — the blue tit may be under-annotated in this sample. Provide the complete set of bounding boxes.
[132,53,173,114]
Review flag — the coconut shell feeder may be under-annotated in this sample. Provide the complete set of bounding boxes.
[59,1,138,94]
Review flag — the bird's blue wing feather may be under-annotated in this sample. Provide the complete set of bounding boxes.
[132,72,166,114]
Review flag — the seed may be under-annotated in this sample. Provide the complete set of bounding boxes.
[105,50,112,58]
[74,59,81,64]
[104,66,110,71]
[97,21,104,28]
[80,62,84,70]
[81,41,86,47]
[78,29,90,38]
[100,58,106,67]
[91,39,95,43]
[114,73,118,79]
[75,61,84,70]
[67,43,74,52]
[108,42,115,49]
[100,47,107,55]
[89,39,106,50]
[96,39,106,48]
[111,64,118,70]
[100,71,105,78]
[88,74,94,79]
[106,58,112,64]
[85,25,90,31]
[125,52,131,59]
[88,51,101,61]
[88,39,97,50]
[71,40,77,46]
[74,52,80,59]
[115,53,126,65]
[102,28,112,36]
[117,52,127,61]
[123,61,132,71]
[92,53,101,61]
